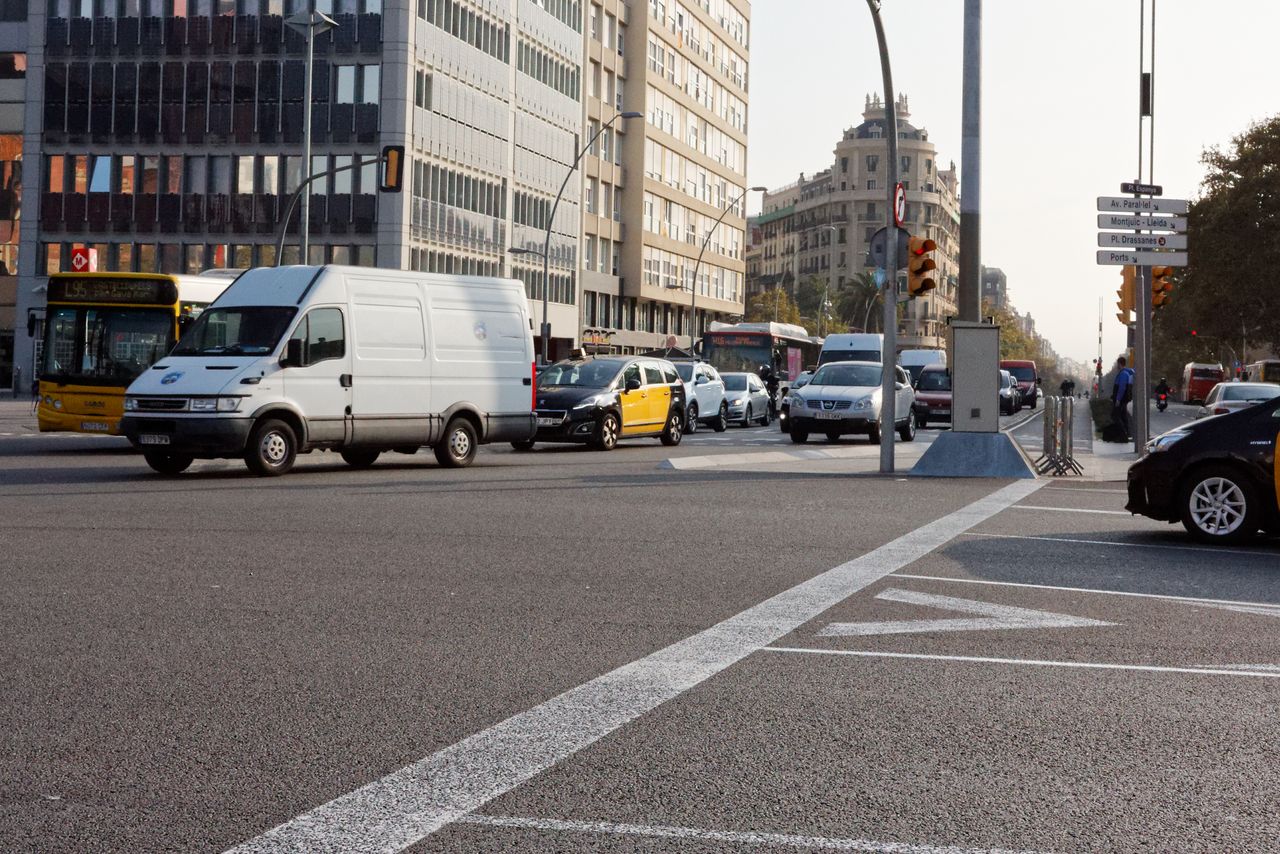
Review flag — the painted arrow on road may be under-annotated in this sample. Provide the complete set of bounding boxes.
[819,588,1116,637]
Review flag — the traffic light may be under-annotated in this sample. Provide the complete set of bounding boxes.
[1115,265,1136,325]
[379,145,405,193]
[905,235,937,298]
[1150,265,1173,309]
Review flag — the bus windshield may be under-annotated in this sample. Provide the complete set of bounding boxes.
[702,334,773,373]
[172,306,297,356]
[42,305,174,385]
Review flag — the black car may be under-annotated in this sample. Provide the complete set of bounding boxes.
[520,356,687,451]
[1126,396,1280,543]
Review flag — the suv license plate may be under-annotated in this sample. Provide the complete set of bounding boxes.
[815,411,845,420]
[139,434,170,445]
[536,417,560,427]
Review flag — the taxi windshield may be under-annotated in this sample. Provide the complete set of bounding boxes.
[538,359,625,389]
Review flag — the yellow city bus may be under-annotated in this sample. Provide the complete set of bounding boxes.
[37,271,236,435]
[1245,360,1280,384]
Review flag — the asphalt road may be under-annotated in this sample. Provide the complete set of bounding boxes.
[3,399,1278,854]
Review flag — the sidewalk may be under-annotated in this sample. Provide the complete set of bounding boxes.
[1073,400,1138,483]
[0,397,39,433]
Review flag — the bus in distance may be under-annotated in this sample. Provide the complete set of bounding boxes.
[700,321,823,390]
[36,271,236,435]
[1182,362,1225,406]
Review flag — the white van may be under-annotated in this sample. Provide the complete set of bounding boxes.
[120,265,535,476]
[818,333,883,366]
[899,349,947,383]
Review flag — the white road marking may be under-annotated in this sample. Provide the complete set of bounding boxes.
[765,647,1280,679]
[891,573,1280,612]
[456,813,1050,854]
[1197,602,1280,618]
[1012,505,1131,516]
[819,588,1113,638]
[960,531,1278,558]
[665,444,886,470]
[1042,486,1128,495]
[224,479,1046,854]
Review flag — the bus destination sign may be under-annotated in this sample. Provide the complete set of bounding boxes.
[47,277,178,305]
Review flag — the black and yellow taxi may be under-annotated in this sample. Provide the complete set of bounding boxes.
[519,356,687,451]
[1127,394,1280,543]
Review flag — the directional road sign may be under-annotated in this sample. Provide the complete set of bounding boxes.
[1097,249,1188,267]
[1097,232,1188,250]
[1097,196,1189,214]
[1097,213,1187,232]
[1121,181,1163,195]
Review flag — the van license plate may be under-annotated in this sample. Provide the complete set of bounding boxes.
[815,411,845,420]
[536,417,561,427]
[139,434,170,445]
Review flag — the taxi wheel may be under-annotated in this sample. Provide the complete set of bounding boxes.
[660,409,683,446]
[712,402,729,432]
[144,451,193,476]
[591,413,619,451]
[1179,465,1259,544]
[245,418,297,477]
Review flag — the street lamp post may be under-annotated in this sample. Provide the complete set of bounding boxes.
[668,185,766,352]
[820,224,837,337]
[520,110,641,366]
[286,9,337,265]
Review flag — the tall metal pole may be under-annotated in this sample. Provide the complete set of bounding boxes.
[300,19,315,264]
[958,0,981,322]
[1132,0,1151,451]
[867,0,898,474]
[821,224,836,337]
[684,186,763,350]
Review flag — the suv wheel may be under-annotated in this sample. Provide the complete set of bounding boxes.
[1180,466,1258,544]
[898,416,916,442]
[684,403,699,434]
[712,402,728,433]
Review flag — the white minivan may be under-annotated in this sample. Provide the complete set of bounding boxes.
[818,333,883,366]
[120,265,536,476]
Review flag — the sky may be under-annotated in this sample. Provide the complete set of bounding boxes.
[745,1,1280,365]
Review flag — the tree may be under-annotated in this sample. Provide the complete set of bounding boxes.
[1153,114,1280,379]
[835,272,880,332]
[795,275,840,334]
[744,286,804,327]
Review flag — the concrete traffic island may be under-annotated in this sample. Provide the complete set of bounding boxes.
[908,430,1038,479]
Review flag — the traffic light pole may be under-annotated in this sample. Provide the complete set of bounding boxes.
[866,0,898,474]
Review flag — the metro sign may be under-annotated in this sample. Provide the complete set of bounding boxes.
[70,247,99,273]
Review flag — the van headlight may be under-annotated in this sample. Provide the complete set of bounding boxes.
[217,397,243,412]
[189,397,243,413]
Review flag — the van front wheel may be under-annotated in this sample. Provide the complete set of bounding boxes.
[435,417,478,468]
[245,418,298,476]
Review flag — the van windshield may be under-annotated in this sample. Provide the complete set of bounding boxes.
[820,349,881,364]
[1006,366,1036,383]
[172,306,297,356]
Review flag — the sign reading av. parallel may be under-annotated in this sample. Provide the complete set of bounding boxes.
[1097,232,1188,250]
[1121,181,1163,195]
[1097,196,1189,214]
[1096,249,1189,267]
[1097,213,1187,232]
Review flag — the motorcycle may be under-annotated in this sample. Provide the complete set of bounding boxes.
[1156,393,1168,412]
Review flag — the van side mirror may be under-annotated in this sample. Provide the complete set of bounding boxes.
[283,337,304,368]
[625,378,641,392]
[1036,377,1042,384]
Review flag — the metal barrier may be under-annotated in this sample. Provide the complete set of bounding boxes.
[1033,396,1084,476]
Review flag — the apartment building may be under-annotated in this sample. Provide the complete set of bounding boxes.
[747,94,961,350]
[0,3,23,387]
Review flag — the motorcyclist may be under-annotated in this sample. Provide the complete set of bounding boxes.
[758,364,779,414]
[1155,377,1170,410]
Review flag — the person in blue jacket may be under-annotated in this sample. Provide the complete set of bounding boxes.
[1111,356,1135,440]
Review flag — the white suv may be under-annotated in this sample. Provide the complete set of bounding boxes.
[674,361,729,433]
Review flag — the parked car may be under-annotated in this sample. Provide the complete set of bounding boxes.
[121,266,535,476]
[787,361,916,444]
[1000,359,1040,409]
[722,371,772,427]
[1127,395,1280,543]
[1195,382,1280,419]
[912,365,951,427]
[526,356,687,451]
[778,369,814,434]
[999,369,1022,416]
[673,361,728,433]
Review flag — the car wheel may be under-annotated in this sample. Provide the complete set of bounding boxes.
[1179,465,1259,544]
[759,407,772,426]
[245,418,298,476]
[143,451,193,476]
[1029,395,1037,410]
[898,416,916,442]
[685,403,699,434]
[741,404,753,428]
[591,412,619,451]
[660,409,683,446]
[712,402,728,433]
[790,429,809,444]
[340,448,380,468]
[510,439,536,451]
[868,423,882,445]
[434,417,478,468]
[825,431,840,443]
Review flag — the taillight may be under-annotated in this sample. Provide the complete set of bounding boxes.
[531,361,537,411]
[1213,407,1229,415]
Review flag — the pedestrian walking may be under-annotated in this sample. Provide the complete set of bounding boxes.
[1111,356,1134,441]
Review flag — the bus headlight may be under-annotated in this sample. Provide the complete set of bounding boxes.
[53,399,62,410]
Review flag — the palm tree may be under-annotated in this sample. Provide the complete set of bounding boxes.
[836,272,879,333]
